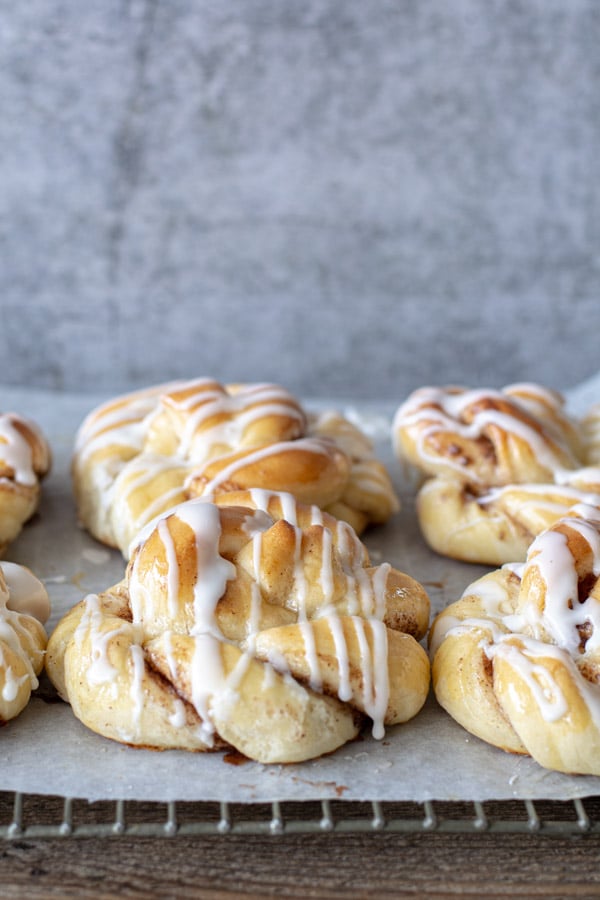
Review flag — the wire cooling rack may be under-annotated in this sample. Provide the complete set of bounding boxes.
[2,793,600,838]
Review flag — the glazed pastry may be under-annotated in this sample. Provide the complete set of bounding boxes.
[582,401,600,465]
[46,490,430,763]
[0,561,49,722]
[429,504,600,775]
[0,412,51,553]
[73,379,399,557]
[393,383,600,565]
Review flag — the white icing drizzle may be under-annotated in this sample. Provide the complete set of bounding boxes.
[0,615,38,689]
[432,612,509,658]
[556,465,600,490]
[479,482,600,515]
[299,621,322,692]
[239,504,275,643]
[243,489,378,622]
[88,485,400,744]
[246,487,279,516]
[502,513,600,655]
[74,388,163,461]
[128,557,155,624]
[0,565,46,708]
[395,385,581,483]
[441,504,600,726]
[129,643,145,729]
[289,614,391,738]
[352,617,389,740]
[245,490,315,620]
[319,526,334,605]
[199,437,334,498]
[0,414,37,486]
[77,380,304,470]
[129,498,236,636]
[369,562,390,622]
[583,403,600,465]
[113,455,189,530]
[348,461,390,498]
[356,564,378,619]
[0,597,43,676]
[129,498,263,739]
[75,594,131,686]
[292,522,308,621]
[158,519,180,620]
[189,633,226,745]
[177,501,236,636]
[2,667,29,703]
[176,382,305,459]
[168,697,187,728]
[75,380,397,566]
[248,529,264,639]
[261,658,278,689]
[163,631,179,681]
[0,641,30,704]
[226,490,395,737]
[327,616,352,702]
[487,637,570,723]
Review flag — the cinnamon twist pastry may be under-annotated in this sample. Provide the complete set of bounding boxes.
[0,562,49,722]
[46,490,430,763]
[430,504,600,775]
[73,379,399,558]
[393,383,600,565]
[0,412,51,553]
[582,401,600,466]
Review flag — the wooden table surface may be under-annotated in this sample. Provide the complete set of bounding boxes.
[0,794,599,899]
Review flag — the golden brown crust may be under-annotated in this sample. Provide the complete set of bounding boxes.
[73,379,399,557]
[394,383,600,565]
[0,412,51,552]
[430,505,600,775]
[0,563,49,722]
[46,491,430,762]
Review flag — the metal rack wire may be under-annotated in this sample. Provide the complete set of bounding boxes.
[2,793,600,839]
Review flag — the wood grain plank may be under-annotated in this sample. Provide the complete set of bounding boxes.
[0,831,599,899]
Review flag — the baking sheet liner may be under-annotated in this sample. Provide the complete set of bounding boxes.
[1,377,600,804]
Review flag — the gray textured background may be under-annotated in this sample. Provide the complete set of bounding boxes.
[1,1,599,400]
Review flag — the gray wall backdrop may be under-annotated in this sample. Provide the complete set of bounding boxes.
[1,1,599,400]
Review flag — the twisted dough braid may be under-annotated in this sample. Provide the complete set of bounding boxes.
[0,413,51,553]
[393,383,600,565]
[46,490,430,763]
[430,504,600,775]
[0,562,49,722]
[582,401,600,466]
[73,379,399,557]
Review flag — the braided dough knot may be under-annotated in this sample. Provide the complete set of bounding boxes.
[582,401,600,466]
[46,490,430,763]
[394,383,600,564]
[0,413,51,553]
[0,562,49,722]
[73,379,399,557]
[430,503,600,775]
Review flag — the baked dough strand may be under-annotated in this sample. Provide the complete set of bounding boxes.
[0,412,51,553]
[430,503,600,775]
[0,562,49,723]
[46,491,430,763]
[74,379,399,557]
[394,383,600,565]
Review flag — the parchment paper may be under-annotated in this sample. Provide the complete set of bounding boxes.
[2,377,600,804]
